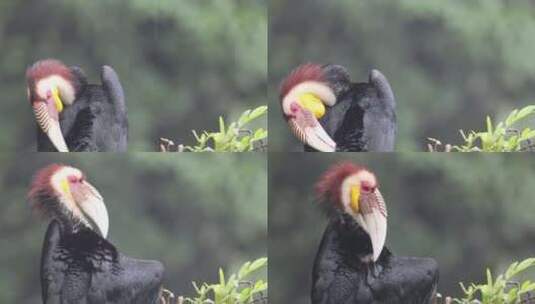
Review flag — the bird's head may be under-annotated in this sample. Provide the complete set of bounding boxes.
[28,164,109,238]
[279,63,338,152]
[316,162,387,261]
[26,59,79,152]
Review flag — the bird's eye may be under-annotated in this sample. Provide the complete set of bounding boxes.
[68,176,78,183]
[361,184,373,193]
[290,103,299,113]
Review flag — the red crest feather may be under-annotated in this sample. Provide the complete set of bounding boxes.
[26,59,74,101]
[28,163,64,214]
[279,63,325,101]
[26,59,73,83]
[315,162,364,207]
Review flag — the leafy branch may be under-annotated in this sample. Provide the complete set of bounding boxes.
[428,106,535,152]
[160,106,268,152]
[185,257,268,304]
[159,258,268,304]
[435,258,535,304]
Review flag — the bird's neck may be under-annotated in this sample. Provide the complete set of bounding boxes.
[53,211,94,237]
[326,213,377,267]
[50,220,118,262]
[56,218,81,236]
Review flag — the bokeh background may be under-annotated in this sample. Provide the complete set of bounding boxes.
[269,0,535,151]
[0,0,266,151]
[270,153,535,303]
[0,153,267,303]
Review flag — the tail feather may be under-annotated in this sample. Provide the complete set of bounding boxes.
[369,69,395,108]
[101,65,127,118]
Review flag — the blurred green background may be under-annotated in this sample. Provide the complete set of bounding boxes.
[270,153,535,303]
[269,0,535,151]
[0,153,267,303]
[0,0,266,151]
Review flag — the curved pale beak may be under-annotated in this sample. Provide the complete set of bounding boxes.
[353,188,388,262]
[74,181,109,238]
[32,88,69,152]
[287,96,336,152]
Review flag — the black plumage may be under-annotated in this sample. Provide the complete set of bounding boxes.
[312,212,439,304]
[30,164,163,304]
[37,65,128,152]
[305,65,396,152]
[41,220,163,304]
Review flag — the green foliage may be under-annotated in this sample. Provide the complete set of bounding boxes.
[185,257,268,304]
[452,258,535,304]
[185,106,268,152]
[454,106,535,152]
[429,106,535,152]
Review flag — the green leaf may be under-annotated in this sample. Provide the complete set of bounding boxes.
[183,258,268,304]
[486,268,493,287]
[511,258,535,277]
[451,258,535,303]
[238,261,252,279]
[219,116,225,134]
[249,257,268,274]
[182,105,268,152]
[237,109,252,126]
[513,105,535,124]
[248,105,268,121]
[253,129,268,141]
[505,109,519,126]
[219,268,225,286]
[486,116,493,134]
[443,106,535,152]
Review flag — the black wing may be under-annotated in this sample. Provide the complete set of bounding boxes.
[362,69,396,152]
[41,221,91,304]
[65,106,98,152]
[312,270,363,304]
[100,65,128,151]
[317,65,396,152]
[369,256,439,304]
[90,255,164,304]
[311,222,369,304]
[41,221,64,303]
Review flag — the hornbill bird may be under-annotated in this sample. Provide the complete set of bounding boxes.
[311,162,439,304]
[279,64,396,152]
[26,59,128,152]
[29,164,163,304]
